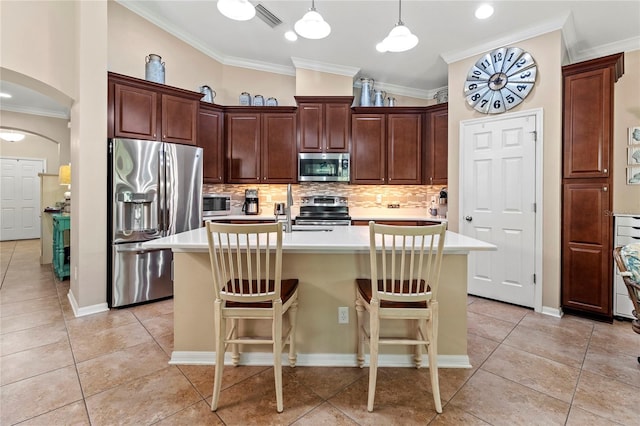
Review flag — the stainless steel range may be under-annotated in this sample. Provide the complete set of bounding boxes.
[295,195,351,226]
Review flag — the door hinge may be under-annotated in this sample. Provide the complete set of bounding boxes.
[530,130,537,142]
[533,273,536,285]
[533,203,536,213]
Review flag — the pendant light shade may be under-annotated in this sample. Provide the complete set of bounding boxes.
[217,0,255,21]
[295,0,331,40]
[377,0,418,53]
[0,130,25,142]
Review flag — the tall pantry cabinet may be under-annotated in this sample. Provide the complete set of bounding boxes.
[561,53,624,320]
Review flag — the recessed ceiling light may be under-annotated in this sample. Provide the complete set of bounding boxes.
[0,131,26,142]
[475,4,494,19]
[0,92,11,98]
[284,30,298,42]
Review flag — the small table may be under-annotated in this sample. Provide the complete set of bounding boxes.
[52,214,70,280]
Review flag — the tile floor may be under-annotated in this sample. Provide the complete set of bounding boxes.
[1,239,639,425]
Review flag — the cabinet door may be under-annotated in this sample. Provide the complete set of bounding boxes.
[298,103,323,152]
[425,105,448,185]
[562,182,612,317]
[262,113,297,183]
[114,83,158,140]
[563,68,612,178]
[227,113,261,183]
[352,114,386,184]
[387,113,422,184]
[198,106,224,183]
[161,94,198,145]
[324,102,350,152]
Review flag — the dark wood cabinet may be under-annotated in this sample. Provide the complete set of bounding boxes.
[225,107,297,183]
[295,96,352,152]
[198,103,224,183]
[562,182,612,316]
[424,103,448,185]
[108,72,201,145]
[351,107,423,185]
[561,53,624,320]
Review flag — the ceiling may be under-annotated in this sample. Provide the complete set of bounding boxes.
[1,0,639,118]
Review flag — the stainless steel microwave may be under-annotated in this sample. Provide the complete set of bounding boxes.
[203,194,231,217]
[298,153,350,182]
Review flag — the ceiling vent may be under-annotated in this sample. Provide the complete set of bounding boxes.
[255,4,282,28]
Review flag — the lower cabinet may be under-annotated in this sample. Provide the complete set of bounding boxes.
[52,214,70,280]
[561,182,612,318]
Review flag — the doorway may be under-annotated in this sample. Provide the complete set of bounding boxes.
[1,157,45,241]
[460,109,543,310]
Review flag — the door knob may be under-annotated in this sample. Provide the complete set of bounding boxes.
[465,216,473,222]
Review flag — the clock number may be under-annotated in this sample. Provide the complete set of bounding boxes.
[520,71,531,79]
[468,83,478,90]
[517,85,527,92]
[471,93,481,101]
[515,57,527,68]
[480,99,489,108]
[507,52,514,62]
[493,99,502,109]
[492,52,503,63]
[480,58,491,70]
[505,94,515,104]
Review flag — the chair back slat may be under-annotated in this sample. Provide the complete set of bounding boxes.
[206,221,283,303]
[369,221,446,303]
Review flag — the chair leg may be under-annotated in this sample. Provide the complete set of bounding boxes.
[355,297,365,368]
[367,304,380,412]
[273,301,284,413]
[288,298,298,367]
[211,302,225,411]
[425,318,442,414]
[414,319,423,368]
[231,318,240,366]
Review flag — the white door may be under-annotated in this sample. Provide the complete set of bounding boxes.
[461,113,537,308]
[1,158,44,241]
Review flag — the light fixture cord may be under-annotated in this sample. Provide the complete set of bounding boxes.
[311,0,316,11]
[397,0,404,25]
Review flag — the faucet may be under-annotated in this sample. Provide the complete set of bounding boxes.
[285,183,293,233]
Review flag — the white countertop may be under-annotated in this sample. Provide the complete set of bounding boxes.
[206,207,447,222]
[143,225,495,255]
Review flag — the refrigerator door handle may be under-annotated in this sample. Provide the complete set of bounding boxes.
[158,147,167,234]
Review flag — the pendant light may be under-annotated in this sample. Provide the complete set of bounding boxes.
[294,0,331,40]
[217,0,255,21]
[376,0,418,53]
[0,130,25,142]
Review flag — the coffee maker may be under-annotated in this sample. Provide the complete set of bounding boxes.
[242,188,259,215]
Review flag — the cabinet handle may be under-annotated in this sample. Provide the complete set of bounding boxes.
[603,168,608,173]
[430,177,433,184]
[153,133,156,138]
[603,186,608,192]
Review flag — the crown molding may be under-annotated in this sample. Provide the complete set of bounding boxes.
[572,36,640,62]
[1,105,69,120]
[291,57,360,77]
[225,56,296,76]
[441,12,571,64]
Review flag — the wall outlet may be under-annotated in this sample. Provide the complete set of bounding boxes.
[266,194,272,202]
[338,306,349,324]
[376,194,382,204]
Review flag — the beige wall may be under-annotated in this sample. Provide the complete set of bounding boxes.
[0,111,70,170]
[448,31,564,310]
[296,68,353,97]
[613,49,640,214]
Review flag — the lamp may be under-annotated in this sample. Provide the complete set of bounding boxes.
[294,0,331,40]
[217,0,255,21]
[59,164,71,213]
[376,0,418,53]
[0,131,25,142]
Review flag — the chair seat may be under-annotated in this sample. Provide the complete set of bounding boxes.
[356,278,430,309]
[224,279,299,308]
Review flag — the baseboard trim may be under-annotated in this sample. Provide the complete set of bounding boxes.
[541,306,563,318]
[67,290,109,318]
[169,351,471,369]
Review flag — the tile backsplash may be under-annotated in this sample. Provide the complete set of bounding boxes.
[204,183,447,210]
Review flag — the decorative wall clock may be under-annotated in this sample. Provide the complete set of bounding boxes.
[463,47,537,114]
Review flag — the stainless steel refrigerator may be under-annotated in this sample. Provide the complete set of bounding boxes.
[107,138,202,307]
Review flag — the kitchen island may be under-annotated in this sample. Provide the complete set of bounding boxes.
[144,225,495,368]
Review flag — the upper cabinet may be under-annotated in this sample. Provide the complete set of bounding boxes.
[424,104,448,185]
[198,103,224,183]
[225,107,297,184]
[295,96,353,153]
[351,107,423,185]
[108,72,201,145]
[562,54,624,179]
